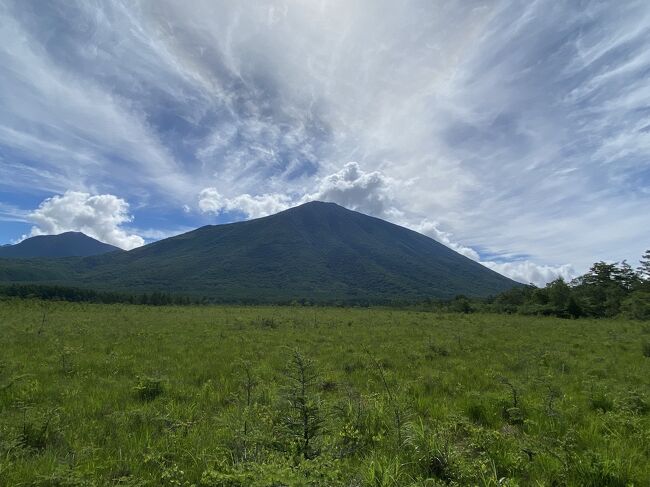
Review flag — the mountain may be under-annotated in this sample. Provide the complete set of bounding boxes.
[0,232,120,258]
[0,202,519,301]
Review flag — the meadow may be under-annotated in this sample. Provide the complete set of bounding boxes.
[0,299,649,486]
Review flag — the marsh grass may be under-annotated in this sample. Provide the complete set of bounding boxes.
[0,299,648,485]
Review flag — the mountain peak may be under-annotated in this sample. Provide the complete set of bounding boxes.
[299,200,341,207]
[0,232,120,259]
[0,204,519,301]
[282,200,346,213]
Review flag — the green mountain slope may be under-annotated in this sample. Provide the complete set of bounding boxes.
[0,202,519,301]
[0,232,120,258]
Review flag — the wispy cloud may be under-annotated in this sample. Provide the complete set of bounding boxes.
[1,0,649,281]
[0,202,30,223]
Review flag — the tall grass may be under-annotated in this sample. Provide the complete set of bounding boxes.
[0,298,648,485]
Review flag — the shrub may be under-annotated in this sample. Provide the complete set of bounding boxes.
[200,457,346,487]
[425,340,450,359]
[134,376,164,401]
[466,400,493,427]
[200,468,254,487]
[342,358,364,375]
[33,467,94,487]
[363,453,408,487]
[570,452,633,487]
[449,295,473,313]
[502,407,524,425]
[18,410,65,453]
[404,421,460,483]
[320,378,337,392]
[623,389,649,415]
[621,291,650,320]
[589,391,614,413]
[251,317,278,329]
[643,342,650,358]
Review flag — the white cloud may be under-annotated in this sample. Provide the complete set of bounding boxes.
[411,219,480,261]
[0,2,196,202]
[409,218,576,286]
[228,193,293,219]
[198,188,292,219]
[304,162,401,219]
[482,261,576,288]
[198,160,575,287]
[26,191,144,250]
[0,201,29,224]
[197,188,226,214]
[197,161,398,220]
[131,227,191,241]
[3,1,649,278]
[199,161,402,221]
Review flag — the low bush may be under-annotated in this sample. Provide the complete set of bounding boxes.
[133,376,164,401]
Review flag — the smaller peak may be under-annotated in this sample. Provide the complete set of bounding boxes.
[275,200,353,218]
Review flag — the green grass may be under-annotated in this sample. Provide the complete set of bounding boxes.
[1,299,649,486]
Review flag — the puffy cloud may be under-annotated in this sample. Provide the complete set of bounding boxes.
[197,188,226,214]
[305,162,399,218]
[198,162,399,220]
[229,193,294,219]
[305,162,391,216]
[26,191,144,250]
[198,188,292,219]
[482,261,576,288]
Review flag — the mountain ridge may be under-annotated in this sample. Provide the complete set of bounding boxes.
[0,201,519,301]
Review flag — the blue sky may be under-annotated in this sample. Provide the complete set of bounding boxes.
[1,0,649,286]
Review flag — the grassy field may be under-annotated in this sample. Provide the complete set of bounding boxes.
[1,299,649,486]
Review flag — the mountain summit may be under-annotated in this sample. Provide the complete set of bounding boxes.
[0,232,120,258]
[0,202,517,301]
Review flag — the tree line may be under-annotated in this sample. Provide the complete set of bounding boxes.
[0,284,200,306]
[1,250,648,319]
[445,249,650,320]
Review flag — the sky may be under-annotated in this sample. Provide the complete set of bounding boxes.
[1,0,649,286]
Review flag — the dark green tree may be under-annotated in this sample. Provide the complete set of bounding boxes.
[547,278,571,310]
[621,291,650,320]
[450,295,473,313]
[639,250,650,283]
[282,350,324,459]
[493,285,536,313]
[572,262,627,317]
[615,260,641,291]
[566,295,583,318]
[580,262,618,287]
